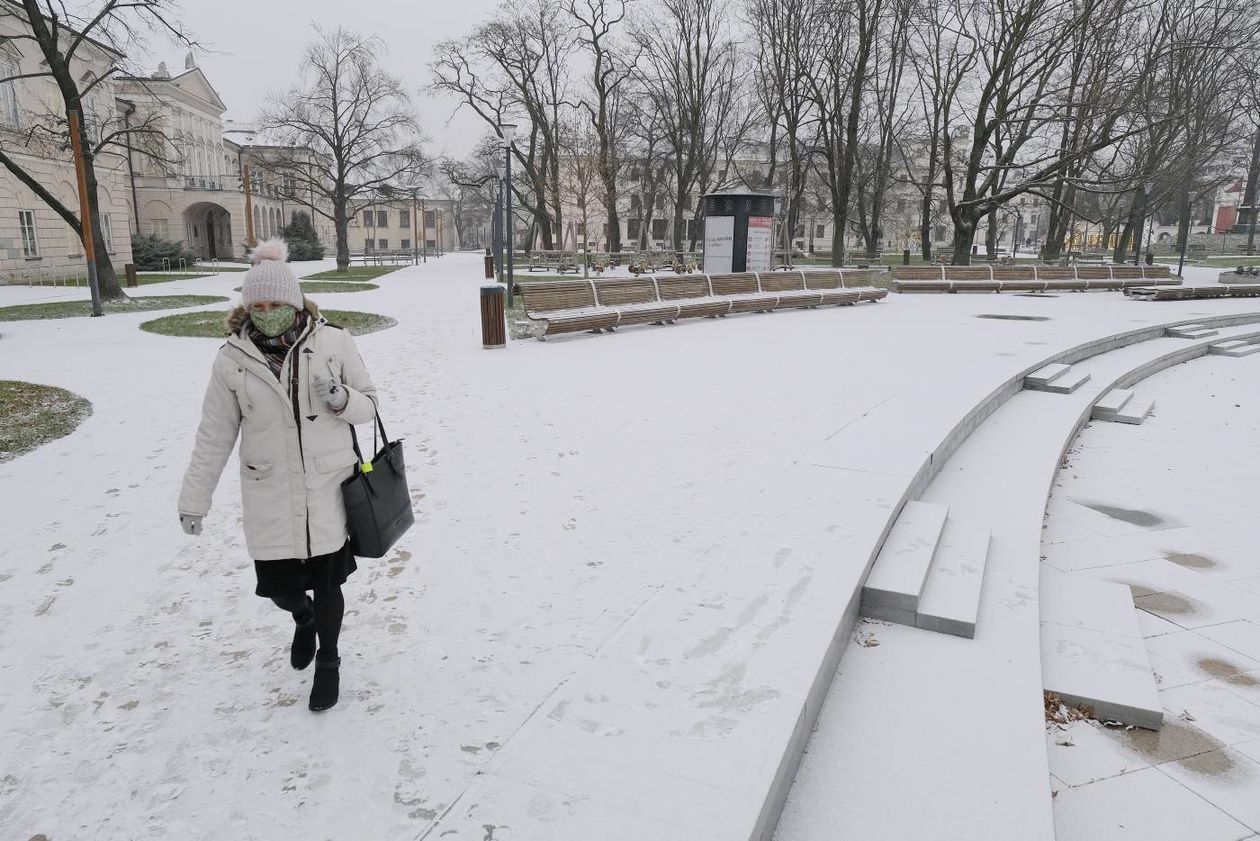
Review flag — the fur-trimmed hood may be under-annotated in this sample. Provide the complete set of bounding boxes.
[226,296,321,336]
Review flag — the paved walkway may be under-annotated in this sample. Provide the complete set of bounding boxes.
[1044,353,1260,840]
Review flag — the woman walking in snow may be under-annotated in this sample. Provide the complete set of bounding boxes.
[178,239,378,712]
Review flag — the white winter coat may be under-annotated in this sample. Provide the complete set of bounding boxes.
[178,302,378,560]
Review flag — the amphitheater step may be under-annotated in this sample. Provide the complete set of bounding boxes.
[861,501,950,623]
[915,519,992,639]
[1033,368,1093,395]
[1166,323,1218,339]
[1040,570,1163,729]
[1024,363,1070,389]
[1210,340,1260,357]
[1115,395,1155,425]
[1091,388,1134,421]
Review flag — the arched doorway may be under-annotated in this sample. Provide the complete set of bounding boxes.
[183,202,232,260]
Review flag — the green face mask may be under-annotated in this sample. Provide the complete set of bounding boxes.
[250,305,297,338]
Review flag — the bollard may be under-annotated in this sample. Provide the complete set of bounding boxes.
[902,248,911,266]
[484,246,494,279]
[480,285,507,349]
[124,263,138,288]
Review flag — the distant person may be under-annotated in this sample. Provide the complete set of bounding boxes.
[177,239,378,712]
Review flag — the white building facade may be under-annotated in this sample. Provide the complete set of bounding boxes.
[0,14,134,283]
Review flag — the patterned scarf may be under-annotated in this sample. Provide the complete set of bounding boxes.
[246,310,310,380]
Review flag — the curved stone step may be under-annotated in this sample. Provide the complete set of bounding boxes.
[861,501,949,623]
[915,519,992,639]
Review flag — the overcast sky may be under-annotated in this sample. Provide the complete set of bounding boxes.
[150,0,504,158]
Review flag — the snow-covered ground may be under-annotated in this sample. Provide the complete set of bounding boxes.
[0,255,1255,839]
[1044,355,1260,840]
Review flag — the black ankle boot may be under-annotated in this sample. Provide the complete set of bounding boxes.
[309,651,340,711]
[290,601,316,671]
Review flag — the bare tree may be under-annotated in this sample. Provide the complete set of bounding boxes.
[806,0,883,266]
[257,27,426,274]
[854,0,913,258]
[747,0,817,248]
[0,0,195,300]
[927,0,1173,264]
[431,0,575,250]
[633,0,740,251]
[568,0,636,254]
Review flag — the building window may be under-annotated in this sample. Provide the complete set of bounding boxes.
[424,210,436,227]
[18,209,39,257]
[401,238,410,250]
[627,219,641,240]
[152,218,170,239]
[651,218,667,239]
[376,210,388,228]
[101,213,116,254]
[815,224,825,239]
[0,56,20,128]
[363,210,373,227]
[378,239,388,250]
[630,194,642,212]
[399,209,410,228]
[364,238,374,251]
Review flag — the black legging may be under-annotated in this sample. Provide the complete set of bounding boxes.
[272,585,344,659]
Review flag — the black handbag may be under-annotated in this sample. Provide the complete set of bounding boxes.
[342,411,414,558]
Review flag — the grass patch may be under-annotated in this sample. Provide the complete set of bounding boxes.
[302,265,403,281]
[0,380,92,463]
[133,273,212,285]
[0,295,229,322]
[233,282,379,294]
[140,308,397,338]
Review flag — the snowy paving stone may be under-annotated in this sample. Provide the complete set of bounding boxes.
[1052,766,1252,841]
[1199,621,1260,664]
[1156,749,1260,833]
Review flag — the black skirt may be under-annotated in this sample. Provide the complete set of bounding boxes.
[254,541,358,597]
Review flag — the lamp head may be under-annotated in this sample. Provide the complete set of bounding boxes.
[501,123,518,145]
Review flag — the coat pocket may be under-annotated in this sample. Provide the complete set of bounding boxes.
[243,462,274,479]
[313,448,358,474]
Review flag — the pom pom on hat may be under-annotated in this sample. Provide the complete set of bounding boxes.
[241,238,302,310]
[250,238,289,264]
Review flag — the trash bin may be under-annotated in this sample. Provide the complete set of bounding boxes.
[480,285,507,349]
[124,263,138,288]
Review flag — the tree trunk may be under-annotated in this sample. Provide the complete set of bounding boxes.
[920,183,935,262]
[984,207,999,258]
[82,156,124,300]
[830,207,845,267]
[333,197,350,273]
[950,213,977,265]
[1242,123,1260,254]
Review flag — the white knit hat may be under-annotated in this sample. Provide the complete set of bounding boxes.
[241,239,303,309]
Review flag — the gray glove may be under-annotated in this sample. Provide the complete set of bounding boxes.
[313,374,348,412]
[180,514,203,536]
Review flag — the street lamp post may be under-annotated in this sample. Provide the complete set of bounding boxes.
[492,171,503,280]
[501,122,518,308]
[420,199,427,263]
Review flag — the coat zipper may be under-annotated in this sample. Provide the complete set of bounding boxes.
[289,331,314,559]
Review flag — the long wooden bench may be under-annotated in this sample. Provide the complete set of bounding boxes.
[890,264,1180,293]
[526,250,580,273]
[517,270,887,338]
[1124,284,1260,301]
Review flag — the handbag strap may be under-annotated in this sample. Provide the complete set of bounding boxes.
[347,402,390,468]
